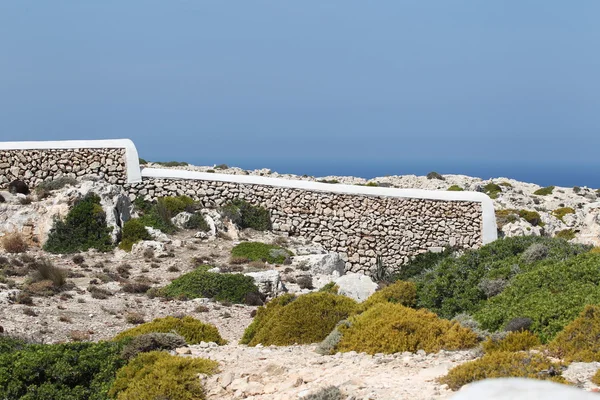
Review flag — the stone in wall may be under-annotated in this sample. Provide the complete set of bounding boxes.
[126,179,483,274]
[0,148,127,189]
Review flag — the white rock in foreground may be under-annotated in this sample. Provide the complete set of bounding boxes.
[450,378,599,400]
[244,270,283,298]
[335,273,378,302]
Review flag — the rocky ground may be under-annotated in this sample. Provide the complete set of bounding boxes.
[1,172,600,399]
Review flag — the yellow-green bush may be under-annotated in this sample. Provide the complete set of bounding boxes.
[108,351,218,400]
[240,292,357,346]
[591,247,600,254]
[114,316,226,345]
[360,280,416,311]
[439,351,566,391]
[592,369,600,385]
[552,207,575,222]
[336,303,478,355]
[482,331,541,353]
[548,305,600,362]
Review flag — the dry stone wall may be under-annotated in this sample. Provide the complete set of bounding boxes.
[127,178,483,273]
[0,148,127,188]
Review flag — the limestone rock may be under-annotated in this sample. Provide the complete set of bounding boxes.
[450,378,599,400]
[292,252,345,276]
[244,270,283,298]
[131,240,171,258]
[335,273,378,302]
[171,211,193,229]
[145,226,170,243]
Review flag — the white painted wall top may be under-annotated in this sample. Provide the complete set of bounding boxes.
[142,167,498,244]
[0,139,142,183]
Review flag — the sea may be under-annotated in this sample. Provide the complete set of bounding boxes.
[194,159,600,189]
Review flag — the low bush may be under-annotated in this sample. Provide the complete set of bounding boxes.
[220,199,272,231]
[483,183,502,199]
[360,280,416,311]
[185,213,210,231]
[533,186,555,196]
[108,351,218,400]
[241,292,357,346]
[426,172,444,180]
[120,332,186,360]
[305,386,344,400]
[27,258,67,291]
[394,248,455,281]
[114,316,226,345]
[518,210,544,227]
[119,218,151,251]
[547,305,600,362]
[161,196,195,216]
[231,242,291,264]
[154,161,189,167]
[0,335,28,354]
[482,331,541,353]
[335,303,478,355]
[552,207,575,222]
[0,340,125,400]
[439,351,565,391]
[162,266,260,304]
[413,236,589,320]
[2,234,28,254]
[447,185,464,191]
[495,209,519,230]
[35,177,78,192]
[520,243,549,264]
[555,229,576,240]
[44,193,114,254]
[475,253,600,342]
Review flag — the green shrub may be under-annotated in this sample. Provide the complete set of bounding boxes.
[119,218,151,251]
[552,207,575,222]
[482,330,540,353]
[426,172,444,180]
[0,340,125,400]
[138,158,147,165]
[138,199,177,234]
[304,386,344,400]
[161,266,260,304]
[154,161,188,167]
[161,196,195,216]
[447,185,464,191]
[35,177,78,192]
[518,210,544,227]
[495,209,519,230]
[0,335,28,354]
[555,229,576,240]
[120,333,187,360]
[520,243,549,264]
[108,351,218,400]
[319,282,339,294]
[44,193,114,254]
[499,182,513,188]
[413,236,589,320]
[547,305,600,362]
[335,303,478,355]
[231,242,291,264]
[438,351,566,391]
[318,179,340,184]
[114,316,225,345]
[220,199,272,231]
[185,213,210,231]
[474,253,600,342]
[533,186,555,196]
[360,280,416,311]
[241,292,357,346]
[394,248,455,281]
[483,183,502,199]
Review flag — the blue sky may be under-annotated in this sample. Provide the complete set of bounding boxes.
[0,1,599,184]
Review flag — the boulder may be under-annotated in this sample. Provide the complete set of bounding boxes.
[145,226,170,243]
[244,270,283,298]
[292,252,345,276]
[171,212,193,229]
[334,273,377,302]
[131,240,172,258]
[450,378,598,400]
[501,220,543,238]
[8,180,29,195]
